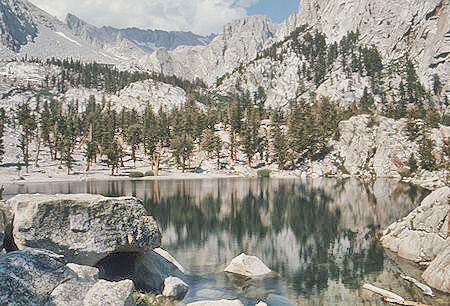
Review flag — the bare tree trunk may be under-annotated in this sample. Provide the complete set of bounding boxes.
[34,131,41,166]
[155,152,160,176]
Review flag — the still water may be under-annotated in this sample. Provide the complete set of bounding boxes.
[3,178,447,305]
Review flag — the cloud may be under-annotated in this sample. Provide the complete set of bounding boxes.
[29,0,260,35]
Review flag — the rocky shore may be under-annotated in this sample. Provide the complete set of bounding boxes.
[381,186,450,293]
[0,194,188,305]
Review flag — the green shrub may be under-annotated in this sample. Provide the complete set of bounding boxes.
[133,291,172,306]
[144,171,154,177]
[129,172,144,178]
[257,169,271,178]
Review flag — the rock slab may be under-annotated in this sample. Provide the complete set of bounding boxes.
[381,187,449,263]
[134,247,185,290]
[8,194,161,265]
[0,248,74,305]
[224,253,272,277]
[422,245,450,293]
[381,186,450,293]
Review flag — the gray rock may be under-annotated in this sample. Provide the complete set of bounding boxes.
[66,13,213,60]
[224,253,272,277]
[381,186,449,263]
[131,15,278,85]
[187,300,244,306]
[0,248,136,306]
[66,263,100,281]
[81,279,135,306]
[422,245,450,293]
[0,248,75,305]
[134,248,185,290]
[51,262,135,306]
[298,0,449,92]
[8,194,161,266]
[162,276,189,300]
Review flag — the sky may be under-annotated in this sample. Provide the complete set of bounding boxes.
[28,0,299,36]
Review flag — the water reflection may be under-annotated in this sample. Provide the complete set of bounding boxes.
[3,178,436,305]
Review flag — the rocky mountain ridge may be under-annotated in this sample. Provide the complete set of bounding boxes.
[125,15,279,85]
[65,13,214,61]
[0,0,123,62]
[0,0,214,63]
[297,0,449,94]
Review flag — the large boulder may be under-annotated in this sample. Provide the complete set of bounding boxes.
[0,248,136,306]
[380,187,449,263]
[224,253,272,277]
[134,247,185,290]
[0,248,74,305]
[422,245,450,293]
[8,194,161,266]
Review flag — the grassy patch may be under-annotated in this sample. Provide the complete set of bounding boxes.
[133,292,173,306]
[129,172,144,178]
[144,171,154,177]
[257,169,271,178]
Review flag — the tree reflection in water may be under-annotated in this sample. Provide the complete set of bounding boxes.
[3,178,432,304]
[140,178,427,300]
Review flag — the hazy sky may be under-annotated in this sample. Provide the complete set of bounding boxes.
[29,0,299,35]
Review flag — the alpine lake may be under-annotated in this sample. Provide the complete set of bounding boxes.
[3,178,449,305]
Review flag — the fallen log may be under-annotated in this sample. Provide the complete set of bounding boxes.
[383,297,428,306]
[363,283,405,301]
[400,274,434,297]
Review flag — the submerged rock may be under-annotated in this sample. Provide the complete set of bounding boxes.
[224,253,272,277]
[380,187,449,263]
[162,276,189,300]
[422,245,450,293]
[8,194,161,266]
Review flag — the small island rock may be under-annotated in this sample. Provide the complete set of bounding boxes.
[224,253,271,277]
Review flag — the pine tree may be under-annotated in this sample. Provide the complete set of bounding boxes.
[16,103,37,172]
[104,138,121,175]
[271,114,288,170]
[360,87,375,114]
[125,123,142,168]
[418,137,437,171]
[408,154,418,173]
[171,134,193,172]
[432,74,442,96]
[240,105,259,167]
[229,101,241,160]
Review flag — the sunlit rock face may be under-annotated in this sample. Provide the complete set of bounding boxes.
[8,194,161,266]
[298,0,449,92]
[128,15,278,85]
[381,186,449,293]
[381,186,449,263]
